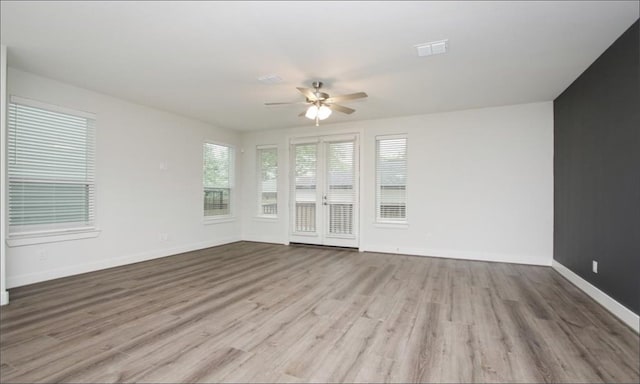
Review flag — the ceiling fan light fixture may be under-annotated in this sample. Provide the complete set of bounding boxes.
[317,105,332,120]
[305,104,332,121]
[305,105,319,120]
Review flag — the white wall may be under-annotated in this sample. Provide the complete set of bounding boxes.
[5,68,242,288]
[3,68,553,290]
[241,102,554,266]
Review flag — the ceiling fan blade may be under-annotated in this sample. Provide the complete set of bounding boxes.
[264,101,307,106]
[324,92,368,104]
[328,104,356,115]
[296,87,318,101]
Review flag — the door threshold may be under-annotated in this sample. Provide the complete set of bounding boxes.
[289,242,358,252]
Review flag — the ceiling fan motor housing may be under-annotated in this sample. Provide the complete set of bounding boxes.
[308,92,330,103]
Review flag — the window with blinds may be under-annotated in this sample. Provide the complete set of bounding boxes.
[376,135,407,222]
[257,146,277,216]
[203,142,233,218]
[7,97,96,234]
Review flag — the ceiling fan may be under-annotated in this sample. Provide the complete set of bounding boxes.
[265,81,368,126]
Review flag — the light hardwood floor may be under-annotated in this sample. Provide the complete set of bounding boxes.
[1,241,638,383]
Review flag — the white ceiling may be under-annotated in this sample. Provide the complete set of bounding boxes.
[1,1,638,131]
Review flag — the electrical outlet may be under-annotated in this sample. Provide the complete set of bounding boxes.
[37,249,48,262]
[592,260,598,274]
[159,233,168,241]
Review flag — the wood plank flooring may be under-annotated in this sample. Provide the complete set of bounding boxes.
[1,241,638,383]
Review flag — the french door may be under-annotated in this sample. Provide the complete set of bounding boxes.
[290,134,359,248]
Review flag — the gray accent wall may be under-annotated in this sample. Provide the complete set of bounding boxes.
[554,20,639,315]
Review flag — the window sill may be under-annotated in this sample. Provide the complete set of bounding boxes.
[203,217,236,225]
[7,228,101,247]
[253,216,278,222]
[373,222,409,229]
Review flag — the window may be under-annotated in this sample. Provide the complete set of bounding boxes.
[203,142,234,218]
[257,145,277,216]
[376,135,407,223]
[7,96,96,235]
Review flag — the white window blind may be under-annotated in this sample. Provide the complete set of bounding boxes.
[203,142,233,217]
[327,141,355,235]
[294,143,317,232]
[376,136,407,222]
[257,146,278,216]
[8,97,96,234]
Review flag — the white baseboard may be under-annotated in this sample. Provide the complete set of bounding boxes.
[0,290,8,306]
[242,234,286,245]
[6,237,241,289]
[552,260,639,333]
[362,244,551,266]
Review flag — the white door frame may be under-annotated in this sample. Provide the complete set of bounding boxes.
[289,133,360,248]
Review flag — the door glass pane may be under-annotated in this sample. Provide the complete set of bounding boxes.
[294,143,317,232]
[327,141,355,235]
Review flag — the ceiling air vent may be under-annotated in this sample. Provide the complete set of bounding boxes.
[415,39,448,57]
[257,74,283,84]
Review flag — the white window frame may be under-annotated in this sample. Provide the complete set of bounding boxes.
[256,144,278,218]
[375,134,408,225]
[203,141,235,224]
[6,96,100,247]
